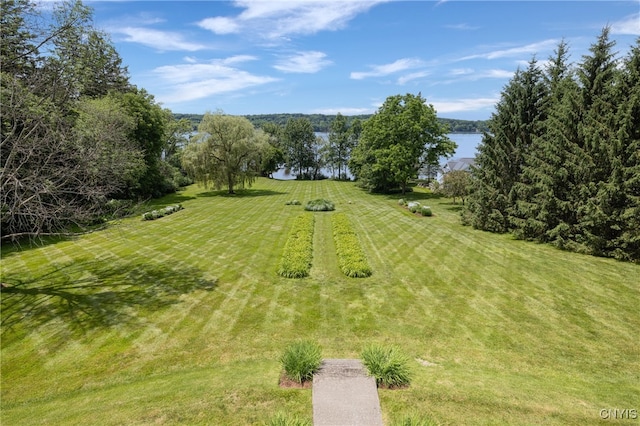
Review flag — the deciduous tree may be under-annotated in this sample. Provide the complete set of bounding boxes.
[349,93,454,194]
[182,113,262,194]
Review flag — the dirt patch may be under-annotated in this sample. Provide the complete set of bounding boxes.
[278,372,312,389]
[416,357,438,367]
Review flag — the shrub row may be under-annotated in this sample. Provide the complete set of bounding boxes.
[398,199,432,216]
[277,214,315,278]
[304,198,335,211]
[141,204,183,221]
[331,213,372,278]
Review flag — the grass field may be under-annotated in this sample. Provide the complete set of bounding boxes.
[1,178,638,425]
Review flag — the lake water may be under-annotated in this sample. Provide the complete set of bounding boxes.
[272,133,483,180]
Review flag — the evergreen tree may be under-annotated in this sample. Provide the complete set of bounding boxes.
[609,38,640,261]
[467,60,547,232]
[574,27,622,256]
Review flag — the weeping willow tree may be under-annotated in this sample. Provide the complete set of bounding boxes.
[182,112,266,194]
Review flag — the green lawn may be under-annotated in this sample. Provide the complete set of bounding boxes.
[1,178,638,425]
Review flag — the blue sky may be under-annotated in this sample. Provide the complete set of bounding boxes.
[86,1,639,119]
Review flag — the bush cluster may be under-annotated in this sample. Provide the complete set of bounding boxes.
[280,340,322,384]
[332,213,372,278]
[277,214,315,278]
[361,344,412,388]
[401,200,433,216]
[141,204,183,221]
[285,200,301,205]
[304,199,335,211]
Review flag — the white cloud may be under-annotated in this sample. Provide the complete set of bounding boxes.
[459,39,560,61]
[273,51,332,73]
[450,68,474,76]
[113,27,207,51]
[444,23,480,31]
[611,13,640,35]
[198,17,240,34]
[152,58,279,104]
[351,58,425,80]
[397,71,430,85]
[197,0,387,40]
[430,97,499,114]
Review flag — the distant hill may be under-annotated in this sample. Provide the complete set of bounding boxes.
[173,113,489,134]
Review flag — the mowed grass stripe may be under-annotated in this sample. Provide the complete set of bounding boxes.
[2,179,639,425]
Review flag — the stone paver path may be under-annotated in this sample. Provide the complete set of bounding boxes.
[312,359,383,426]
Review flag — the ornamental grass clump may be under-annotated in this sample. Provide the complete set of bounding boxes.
[332,213,372,277]
[361,344,412,388]
[277,214,314,278]
[304,199,335,211]
[280,340,322,384]
[420,206,433,216]
[267,412,312,426]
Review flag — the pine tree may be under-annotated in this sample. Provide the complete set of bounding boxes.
[610,38,640,261]
[574,27,622,256]
[467,60,546,232]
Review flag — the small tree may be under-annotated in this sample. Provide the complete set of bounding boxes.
[442,170,471,205]
[182,112,262,194]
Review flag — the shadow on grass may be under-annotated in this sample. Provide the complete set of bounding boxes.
[143,192,197,208]
[196,188,286,198]
[0,258,216,338]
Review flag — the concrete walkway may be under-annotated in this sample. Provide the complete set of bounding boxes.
[312,359,383,426]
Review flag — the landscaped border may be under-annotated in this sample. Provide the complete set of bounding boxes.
[277,213,315,278]
[331,213,372,278]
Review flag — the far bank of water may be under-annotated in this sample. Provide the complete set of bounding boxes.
[272,133,483,180]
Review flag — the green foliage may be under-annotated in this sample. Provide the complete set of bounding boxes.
[304,199,335,211]
[142,204,183,221]
[361,344,412,388]
[407,201,421,213]
[398,198,407,206]
[182,112,263,194]
[285,200,301,205]
[283,118,316,179]
[349,93,455,194]
[277,214,314,278]
[441,170,471,205]
[280,340,322,384]
[465,29,640,262]
[266,412,312,426]
[391,414,440,426]
[332,213,372,278]
[420,206,433,217]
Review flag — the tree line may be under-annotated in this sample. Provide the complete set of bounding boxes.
[464,28,640,263]
[1,0,192,241]
[173,113,488,134]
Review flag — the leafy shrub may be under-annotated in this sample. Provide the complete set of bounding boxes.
[361,344,412,388]
[141,204,183,221]
[285,200,301,205]
[332,213,372,278]
[266,412,312,426]
[398,198,407,206]
[280,340,322,384]
[277,214,314,278]
[304,199,335,211]
[420,206,433,216]
[407,201,421,213]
